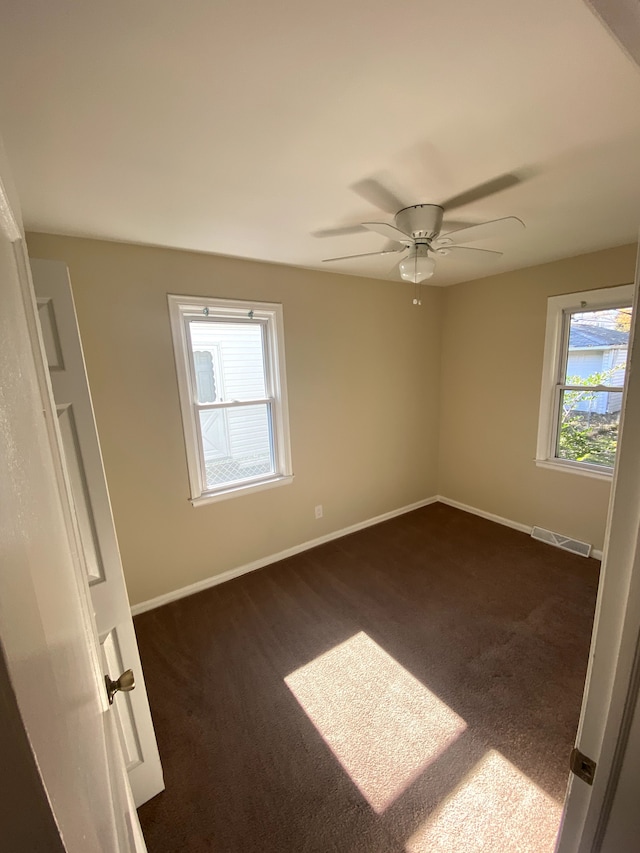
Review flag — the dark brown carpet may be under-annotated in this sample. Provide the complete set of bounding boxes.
[135,503,599,852]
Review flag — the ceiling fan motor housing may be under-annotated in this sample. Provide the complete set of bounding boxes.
[395,204,444,240]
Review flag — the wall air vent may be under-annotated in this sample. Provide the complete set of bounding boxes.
[531,526,591,558]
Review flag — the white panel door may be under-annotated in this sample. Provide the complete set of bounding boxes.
[32,257,164,808]
[0,160,144,850]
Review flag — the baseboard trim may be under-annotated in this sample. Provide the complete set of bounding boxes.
[436,495,533,535]
[437,495,603,561]
[131,496,439,616]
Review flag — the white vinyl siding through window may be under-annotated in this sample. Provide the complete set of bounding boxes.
[168,295,293,504]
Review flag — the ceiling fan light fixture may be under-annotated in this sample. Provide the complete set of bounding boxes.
[399,246,435,283]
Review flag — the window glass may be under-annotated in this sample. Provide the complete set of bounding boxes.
[565,307,630,385]
[557,390,623,467]
[198,404,274,489]
[189,321,267,402]
[559,306,630,469]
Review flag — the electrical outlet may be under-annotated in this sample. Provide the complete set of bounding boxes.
[315,505,323,519]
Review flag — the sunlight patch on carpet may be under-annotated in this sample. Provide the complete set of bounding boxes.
[406,749,563,853]
[285,631,466,813]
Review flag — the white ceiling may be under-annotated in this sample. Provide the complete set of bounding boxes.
[1,0,639,286]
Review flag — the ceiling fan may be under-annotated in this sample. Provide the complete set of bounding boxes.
[320,173,526,300]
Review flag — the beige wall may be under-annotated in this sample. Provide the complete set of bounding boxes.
[26,233,443,605]
[438,243,637,552]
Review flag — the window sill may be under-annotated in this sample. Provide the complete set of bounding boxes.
[535,458,613,482]
[190,473,294,506]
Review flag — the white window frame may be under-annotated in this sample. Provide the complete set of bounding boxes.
[168,294,293,505]
[536,284,634,480]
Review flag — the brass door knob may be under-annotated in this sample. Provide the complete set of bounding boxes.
[105,669,135,705]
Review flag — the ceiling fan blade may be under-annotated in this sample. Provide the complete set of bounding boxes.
[351,178,407,214]
[436,216,524,246]
[362,221,413,243]
[440,219,475,232]
[312,224,367,238]
[440,173,523,211]
[438,245,503,263]
[322,248,404,263]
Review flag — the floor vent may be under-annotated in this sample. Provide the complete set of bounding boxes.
[531,526,591,558]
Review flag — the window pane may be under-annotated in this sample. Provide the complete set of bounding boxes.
[557,390,623,467]
[189,320,267,403]
[565,306,630,386]
[199,404,274,489]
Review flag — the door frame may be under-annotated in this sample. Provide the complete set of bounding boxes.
[555,242,640,851]
[0,162,69,851]
[0,148,145,850]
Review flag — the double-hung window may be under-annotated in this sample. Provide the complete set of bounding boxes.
[168,295,293,504]
[536,284,634,478]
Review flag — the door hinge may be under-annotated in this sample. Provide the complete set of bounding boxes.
[570,747,596,785]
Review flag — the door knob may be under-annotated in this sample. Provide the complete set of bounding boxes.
[105,669,135,705]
